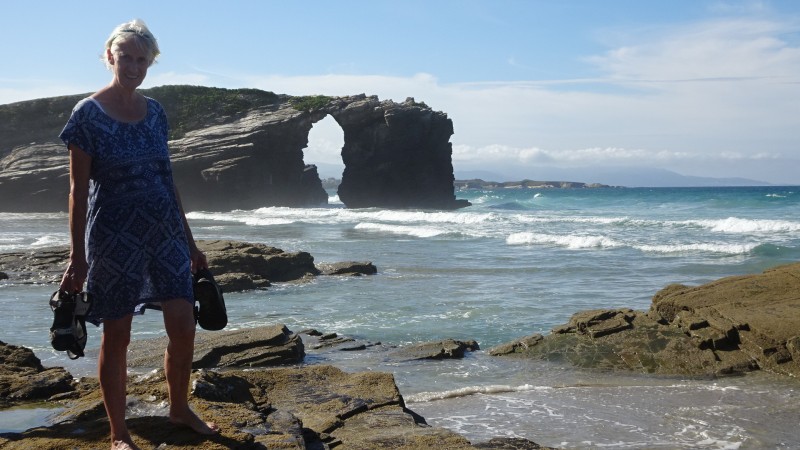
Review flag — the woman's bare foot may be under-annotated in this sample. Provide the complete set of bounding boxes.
[111,438,141,450]
[169,409,219,435]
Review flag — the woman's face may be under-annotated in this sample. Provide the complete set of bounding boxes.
[107,37,151,89]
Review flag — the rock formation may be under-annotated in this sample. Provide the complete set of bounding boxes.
[490,262,800,378]
[333,96,469,209]
[390,339,481,361]
[0,328,550,448]
[0,86,468,212]
[0,341,489,449]
[127,324,305,369]
[0,239,376,291]
[0,341,75,408]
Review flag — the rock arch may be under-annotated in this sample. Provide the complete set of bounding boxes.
[0,88,470,212]
[323,95,468,210]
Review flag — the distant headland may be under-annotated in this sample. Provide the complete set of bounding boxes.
[454,179,613,189]
[319,178,614,190]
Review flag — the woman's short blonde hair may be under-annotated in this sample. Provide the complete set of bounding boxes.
[102,19,160,69]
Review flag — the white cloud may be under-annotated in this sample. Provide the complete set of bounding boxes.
[229,36,799,183]
[452,144,784,167]
[589,18,800,81]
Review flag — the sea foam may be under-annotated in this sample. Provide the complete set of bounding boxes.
[506,232,621,249]
[30,235,68,247]
[636,242,758,255]
[406,384,546,403]
[688,217,800,234]
[354,222,448,238]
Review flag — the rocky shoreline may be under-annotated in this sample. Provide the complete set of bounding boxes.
[0,240,377,292]
[2,337,549,449]
[489,262,800,379]
[1,241,798,449]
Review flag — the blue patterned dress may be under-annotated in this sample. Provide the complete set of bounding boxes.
[59,97,193,325]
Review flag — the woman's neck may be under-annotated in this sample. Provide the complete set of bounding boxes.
[91,84,147,123]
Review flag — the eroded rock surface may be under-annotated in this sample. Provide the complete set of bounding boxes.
[0,240,376,291]
[0,363,471,449]
[127,324,305,369]
[391,339,480,361]
[0,341,75,408]
[0,341,548,449]
[491,263,800,378]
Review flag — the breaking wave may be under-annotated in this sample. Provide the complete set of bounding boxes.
[406,384,546,403]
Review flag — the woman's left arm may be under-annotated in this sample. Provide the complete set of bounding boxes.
[175,186,207,272]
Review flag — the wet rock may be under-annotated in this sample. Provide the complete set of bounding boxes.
[787,336,800,361]
[491,262,800,378]
[0,247,69,284]
[305,331,355,350]
[127,324,305,369]
[488,334,544,356]
[316,261,378,276]
[0,240,376,292]
[492,311,720,375]
[0,364,475,449]
[649,262,800,377]
[559,309,635,338]
[327,407,474,449]
[474,437,558,449]
[0,335,551,448]
[200,239,320,285]
[391,339,480,361]
[190,370,259,405]
[299,330,382,352]
[0,341,74,407]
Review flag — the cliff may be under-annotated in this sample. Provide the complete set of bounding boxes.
[0,86,468,212]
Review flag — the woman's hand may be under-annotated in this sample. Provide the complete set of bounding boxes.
[190,246,208,273]
[60,258,88,293]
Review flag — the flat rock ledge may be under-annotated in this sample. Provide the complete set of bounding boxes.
[0,239,377,292]
[490,262,800,379]
[127,324,306,369]
[390,339,480,361]
[0,340,551,450]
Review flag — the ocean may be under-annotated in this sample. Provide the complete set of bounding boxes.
[2,186,799,448]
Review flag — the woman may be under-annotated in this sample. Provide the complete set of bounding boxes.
[59,19,218,450]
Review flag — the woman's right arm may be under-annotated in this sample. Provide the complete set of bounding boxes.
[60,144,92,293]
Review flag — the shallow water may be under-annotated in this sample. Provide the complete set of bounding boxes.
[0,404,65,434]
[407,368,800,449]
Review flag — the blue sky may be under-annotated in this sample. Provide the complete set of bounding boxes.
[2,0,799,185]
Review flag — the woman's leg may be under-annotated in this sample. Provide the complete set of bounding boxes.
[161,298,218,434]
[99,314,139,450]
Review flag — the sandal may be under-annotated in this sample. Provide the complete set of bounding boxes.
[49,290,91,359]
[193,268,227,331]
